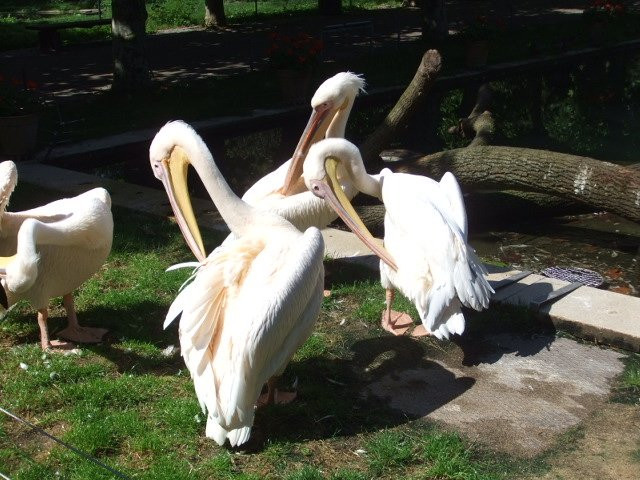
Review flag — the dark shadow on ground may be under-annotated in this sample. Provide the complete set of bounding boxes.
[459,300,557,367]
[242,334,475,451]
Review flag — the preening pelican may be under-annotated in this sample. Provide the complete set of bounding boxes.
[0,161,113,350]
[241,72,365,231]
[150,121,324,447]
[303,138,493,339]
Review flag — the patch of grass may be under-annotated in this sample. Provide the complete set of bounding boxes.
[198,451,262,479]
[326,275,417,329]
[612,353,640,404]
[293,332,329,362]
[421,430,488,480]
[328,469,367,480]
[286,465,324,480]
[365,430,414,476]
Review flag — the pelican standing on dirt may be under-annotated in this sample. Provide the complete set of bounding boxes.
[241,71,365,231]
[0,161,113,350]
[150,121,324,447]
[303,138,493,339]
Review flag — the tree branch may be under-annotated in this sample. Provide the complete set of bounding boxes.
[359,49,442,164]
[387,146,640,222]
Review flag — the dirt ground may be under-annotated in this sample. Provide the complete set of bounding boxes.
[536,402,640,480]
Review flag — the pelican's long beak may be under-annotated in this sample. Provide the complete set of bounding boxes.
[280,103,334,196]
[311,157,398,271]
[154,146,207,262]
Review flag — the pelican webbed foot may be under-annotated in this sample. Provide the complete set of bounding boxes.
[409,324,432,337]
[257,377,298,406]
[44,338,77,351]
[57,325,108,344]
[381,309,413,336]
[56,292,108,344]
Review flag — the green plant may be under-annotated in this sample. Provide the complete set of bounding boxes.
[0,74,46,116]
[267,32,323,71]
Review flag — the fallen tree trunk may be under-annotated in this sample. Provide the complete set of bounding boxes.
[353,191,594,233]
[444,82,581,217]
[354,50,639,227]
[386,146,640,223]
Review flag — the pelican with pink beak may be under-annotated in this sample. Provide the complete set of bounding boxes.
[303,138,493,339]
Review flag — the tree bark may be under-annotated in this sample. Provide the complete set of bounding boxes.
[359,49,442,165]
[383,146,640,223]
[447,83,495,146]
[111,0,151,93]
[204,0,227,28]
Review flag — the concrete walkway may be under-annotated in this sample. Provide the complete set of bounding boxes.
[13,160,640,353]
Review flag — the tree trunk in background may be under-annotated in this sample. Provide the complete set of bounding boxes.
[111,0,151,92]
[389,146,640,223]
[421,0,447,43]
[205,0,227,28]
[359,49,442,166]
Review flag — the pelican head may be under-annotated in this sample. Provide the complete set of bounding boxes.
[304,138,397,271]
[310,72,365,132]
[150,121,207,262]
[281,72,366,195]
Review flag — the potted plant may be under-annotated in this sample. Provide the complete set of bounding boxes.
[0,75,47,157]
[582,0,626,44]
[267,32,323,104]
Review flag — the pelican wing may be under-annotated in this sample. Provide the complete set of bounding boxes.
[438,172,468,239]
[166,226,324,445]
[1,188,113,294]
[2,188,112,247]
[382,173,492,339]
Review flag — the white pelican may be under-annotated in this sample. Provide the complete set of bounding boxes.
[150,120,324,447]
[303,138,494,339]
[0,161,113,350]
[240,72,365,231]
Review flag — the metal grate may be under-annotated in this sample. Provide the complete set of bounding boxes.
[541,266,604,288]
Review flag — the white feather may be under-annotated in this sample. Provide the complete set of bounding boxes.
[151,122,325,447]
[0,161,113,348]
[303,139,494,340]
